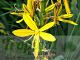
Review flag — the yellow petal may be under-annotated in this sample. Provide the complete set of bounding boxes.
[12,29,34,37]
[57,0,61,3]
[43,56,48,60]
[27,0,33,9]
[27,0,33,14]
[10,12,17,15]
[39,22,55,31]
[54,7,57,16]
[16,19,23,23]
[22,4,29,13]
[51,0,54,4]
[57,4,62,15]
[60,14,73,18]
[40,32,56,42]
[33,35,40,58]
[58,18,78,25]
[32,39,35,48]
[10,12,23,16]
[63,0,71,14]
[23,13,38,30]
[22,3,33,16]
[45,4,55,12]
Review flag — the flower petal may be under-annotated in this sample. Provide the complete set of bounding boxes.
[23,13,38,30]
[60,14,73,18]
[10,12,23,16]
[39,22,55,31]
[27,0,33,14]
[40,32,56,42]
[51,0,54,4]
[57,0,61,3]
[57,4,62,15]
[10,12,17,15]
[22,4,28,13]
[45,4,55,12]
[33,35,40,58]
[22,3,33,16]
[63,0,71,14]
[12,29,34,37]
[58,17,78,25]
[16,19,23,23]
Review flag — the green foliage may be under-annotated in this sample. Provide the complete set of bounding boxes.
[0,0,80,60]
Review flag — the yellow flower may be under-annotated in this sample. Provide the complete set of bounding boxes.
[11,0,33,15]
[63,0,71,14]
[45,0,57,13]
[12,13,56,58]
[53,1,78,25]
[57,0,61,3]
[43,56,48,60]
[10,0,34,23]
[26,0,33,15]
[45,4,55,13]
[57,14,78,25]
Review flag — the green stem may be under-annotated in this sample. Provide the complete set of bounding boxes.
[40,0,46,26]
[68,12,80,41]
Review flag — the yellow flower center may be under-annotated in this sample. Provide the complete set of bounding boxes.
[34,30,39,35]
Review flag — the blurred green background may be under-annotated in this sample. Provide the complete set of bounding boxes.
[0,0,80,60]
